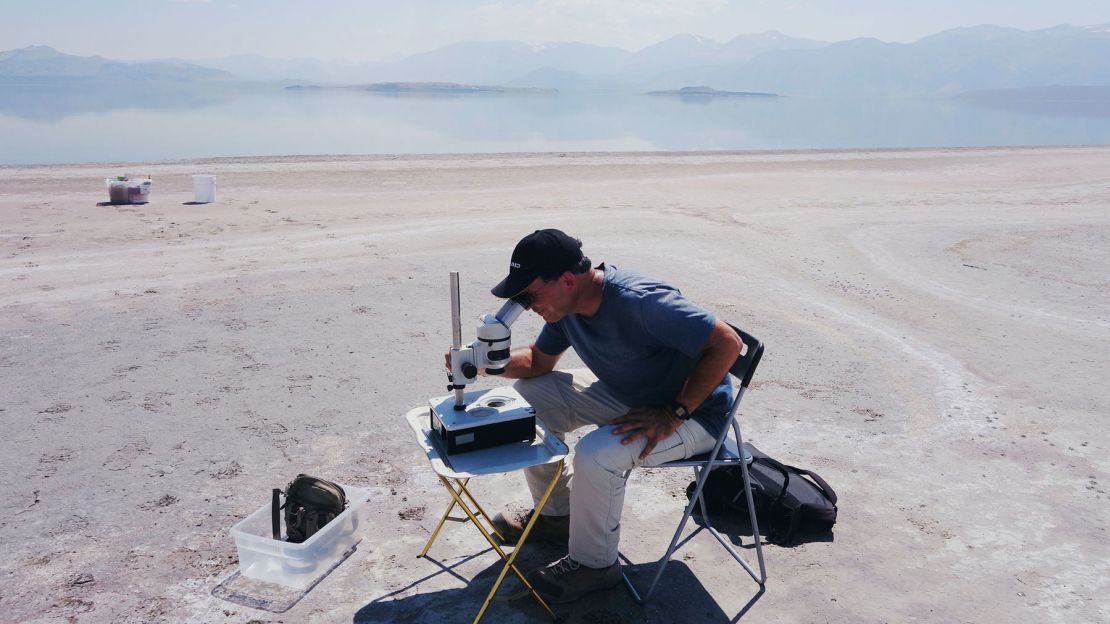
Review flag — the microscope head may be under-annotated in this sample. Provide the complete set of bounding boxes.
[475,294,531,374]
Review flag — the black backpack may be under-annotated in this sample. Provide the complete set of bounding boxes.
[687,442,837,546]
[272,475,347,543]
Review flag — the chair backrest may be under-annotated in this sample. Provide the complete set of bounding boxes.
[726,324,763,389]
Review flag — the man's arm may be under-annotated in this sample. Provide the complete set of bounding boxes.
[673,320,743,414]
[499,343,563,379]
[611,319,742,460]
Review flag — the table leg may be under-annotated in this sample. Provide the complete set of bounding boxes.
[458,480,504,541]
[419,478,505,558]
[435,476,530,585]
[419,478,468,558]
[471,459,563,624]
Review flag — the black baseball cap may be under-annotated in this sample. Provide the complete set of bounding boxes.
[491,229,584,298]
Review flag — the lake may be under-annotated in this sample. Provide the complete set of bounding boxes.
[2,84,1110,165]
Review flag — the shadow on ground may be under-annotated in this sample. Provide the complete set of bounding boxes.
[353,541,765,623]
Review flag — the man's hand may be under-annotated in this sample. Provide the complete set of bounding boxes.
[611,406,682,461]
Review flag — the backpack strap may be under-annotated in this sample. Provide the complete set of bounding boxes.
[750,456,793,509]
[749,457,795,544]
[758,455,838,506]
[788,465,837,505]
[272,488,282,540]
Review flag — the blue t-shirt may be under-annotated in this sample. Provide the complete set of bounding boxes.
[535,264,733,437]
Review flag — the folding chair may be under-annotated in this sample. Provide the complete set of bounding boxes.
[622,324,766,603]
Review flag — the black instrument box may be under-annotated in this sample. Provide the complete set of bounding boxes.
[429,387,536,454]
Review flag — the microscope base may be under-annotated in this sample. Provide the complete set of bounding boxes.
[428,387,537,455]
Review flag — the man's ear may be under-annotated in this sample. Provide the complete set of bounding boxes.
[559,271,576,288]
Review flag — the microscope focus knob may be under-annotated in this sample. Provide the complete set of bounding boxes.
[461,362,479,379]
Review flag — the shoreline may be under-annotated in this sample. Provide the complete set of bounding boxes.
[3,142,1109,170]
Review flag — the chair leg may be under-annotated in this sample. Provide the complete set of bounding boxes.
[621,466,712,603]
[622,454,768,603]
[696,466,712,521]
[732,420,767,585]
[622,387,770,602]
[690,465,764,583]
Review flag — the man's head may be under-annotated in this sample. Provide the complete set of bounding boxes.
[491,229,593,322]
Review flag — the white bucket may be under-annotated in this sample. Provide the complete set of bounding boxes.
[192,175,216,203]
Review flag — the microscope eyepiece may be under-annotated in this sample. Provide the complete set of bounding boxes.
[511,293,533,310]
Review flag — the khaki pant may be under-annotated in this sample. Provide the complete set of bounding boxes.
[514,368,716,568]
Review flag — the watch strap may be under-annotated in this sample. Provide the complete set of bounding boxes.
[668,400,691,421]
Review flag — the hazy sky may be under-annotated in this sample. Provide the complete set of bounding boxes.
[2,0,1107,61]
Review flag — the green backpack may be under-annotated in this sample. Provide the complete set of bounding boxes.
[271,474,347,543]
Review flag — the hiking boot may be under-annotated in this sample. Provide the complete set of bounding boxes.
[527,555,622,604]
[491,509,569,547]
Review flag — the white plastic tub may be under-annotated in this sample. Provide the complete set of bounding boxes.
[231,483,369,588]
[192,175,216,203]
[128,179,151,204]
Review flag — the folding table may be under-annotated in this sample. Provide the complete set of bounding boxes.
[403,393,568,624]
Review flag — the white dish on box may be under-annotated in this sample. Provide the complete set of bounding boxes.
[230,483,369,588]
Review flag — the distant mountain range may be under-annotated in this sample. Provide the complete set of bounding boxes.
[182,33,830,87]
[688,24,1110,96]
[0,45,233,82]
[5,23,1110,97]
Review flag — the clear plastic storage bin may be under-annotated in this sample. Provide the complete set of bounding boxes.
[230,483,370,588]
[105,176,151,205]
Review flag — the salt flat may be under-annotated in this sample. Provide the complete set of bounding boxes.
[1,147,1107,623]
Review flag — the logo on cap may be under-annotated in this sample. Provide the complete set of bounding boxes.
[491,228,584,299]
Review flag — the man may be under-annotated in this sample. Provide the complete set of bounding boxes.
[480,229,742,603]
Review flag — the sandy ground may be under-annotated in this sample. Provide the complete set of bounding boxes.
[1,146,1108,624]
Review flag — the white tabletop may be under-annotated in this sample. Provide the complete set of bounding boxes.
[404,401,568,480]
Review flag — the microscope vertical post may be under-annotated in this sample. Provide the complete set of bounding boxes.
[449,272,466,408]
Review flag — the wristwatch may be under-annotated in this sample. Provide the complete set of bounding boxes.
[668,400,691,421]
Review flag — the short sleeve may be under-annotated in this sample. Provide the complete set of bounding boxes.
[637,288,716,358]
[535,322,571,356]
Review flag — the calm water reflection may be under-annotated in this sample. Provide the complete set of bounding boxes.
[2,85,1109,164]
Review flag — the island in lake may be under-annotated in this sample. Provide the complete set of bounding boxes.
[647,86,778,98]
[286,82,557,95]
